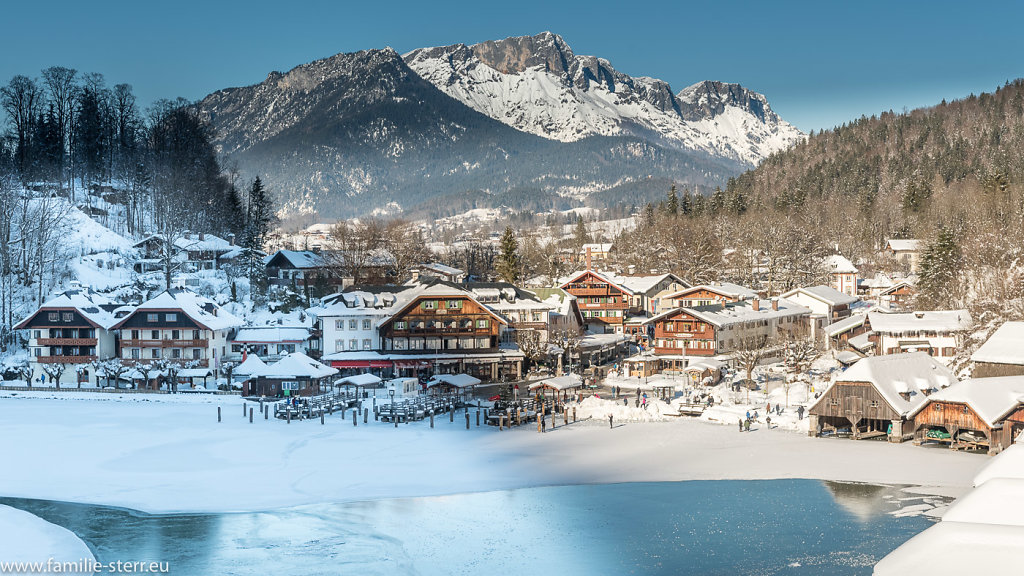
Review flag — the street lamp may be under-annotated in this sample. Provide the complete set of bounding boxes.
[389,384,396,428]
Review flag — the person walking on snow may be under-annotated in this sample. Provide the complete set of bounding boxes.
[745,410,751,421]
[766,415,772,429]
[797,405,805,420]
[738,418,743,432]
[744,419,751,432]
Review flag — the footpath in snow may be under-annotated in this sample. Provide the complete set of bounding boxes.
[0,390,988,515]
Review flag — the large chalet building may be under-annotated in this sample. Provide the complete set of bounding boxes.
[559,270,632,334]
[650,296,812,366]
[110,289,242,382]
[867,310,973,364]
[15,285,124,387]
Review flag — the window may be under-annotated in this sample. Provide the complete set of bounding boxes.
[362,319,371,330]
[32,330,40,339]
[131,348,140,359]
[476,319,489,329]
[476,337,489,348]
[172,349,181,359]
[192,349,202,360]
[48,312,59,322]
[151,330,160,340]
[869,400,879,408]
[349,339,358,350]
[172,330,180,340]
[33,348,41,357]
[335,320,344,330]
[232,344,243,353]
[349,319,357,330]
[147,314,158,323]
[130,330,139,340]
[422,300,437,310]
[362,339,371,350]
[933,404,943,412]
[166,313,177,322]
[193,330,201,340]
[62,313,73,322]
[830,398,840,406]
[151,348,161,359]
[279,344,296,354]
[335,340,344,352]
[532,313,541,322]
[393,338,408,350]
[395,321,408,330]
[447,300,462,309]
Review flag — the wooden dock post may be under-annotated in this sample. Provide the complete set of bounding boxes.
[265,405,268,420]
[573,407,577,423]
[476,410,480,427]
[217,406,221,423]
[537,412,542,433]
[499,414,504,431]
[465,412,470,429]
[353,411,357,426]
[287,409,291,424]
[321,411,325,425]
[517,408,522,427]
[341,407,346,419]
[374,406,379,421]
[430,412,434,428]
[243,402,246,417]
[363,408,368,424]
[450,409,454,423]
[249,407,253,423]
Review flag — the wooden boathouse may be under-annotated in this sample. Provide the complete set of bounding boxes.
[808,352,956,441]
[909,375,1024,454]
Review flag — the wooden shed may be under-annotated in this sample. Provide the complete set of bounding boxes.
[909,376,1024,454]
[808,352,955,441]
[971,321,1024,378]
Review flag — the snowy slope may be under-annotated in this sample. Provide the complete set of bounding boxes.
[405,32,804,166]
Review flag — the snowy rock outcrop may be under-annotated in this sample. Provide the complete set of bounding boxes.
[405,32,804,166]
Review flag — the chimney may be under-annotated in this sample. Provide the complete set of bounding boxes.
[752,297,760,311]
[771,297,779,311]
[199,232,205,241]
[585,246,592,271]
[228,233,236,246]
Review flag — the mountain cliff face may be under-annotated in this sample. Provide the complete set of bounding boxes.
[404,32,803,166]
[197,33,802,219]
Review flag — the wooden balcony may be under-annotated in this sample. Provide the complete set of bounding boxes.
[37,355,96,364]
[565,286,613,296]
[37,338,98,347]
[120,358,209,367]
[582,302,628,309]
[121,339,208,348]
[393,327,492,336]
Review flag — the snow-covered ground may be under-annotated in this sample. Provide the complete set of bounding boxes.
[0,389,987,515]
[0,505,94,574]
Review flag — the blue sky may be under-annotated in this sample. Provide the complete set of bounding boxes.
[2,0,1022,132]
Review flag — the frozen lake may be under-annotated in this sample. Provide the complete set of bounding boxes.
[1,480,940,576]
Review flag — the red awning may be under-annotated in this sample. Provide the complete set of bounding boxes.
[331,360,370,368]
[369,361,393,368]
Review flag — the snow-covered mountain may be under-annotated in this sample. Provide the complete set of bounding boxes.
[197,33,802,219]
[405,32,803,166]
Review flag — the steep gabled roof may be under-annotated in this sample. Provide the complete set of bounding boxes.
[665,282,756,301]
[812,352,956,417]
[559,269,635,295]
[249,351,337,379]
[912,376,1024,427]
[972,322,1024,366]
[15,287,123,331]
[111,289,242,331]
[868,310,972,334]
[826,254,858,274]
[782,285,859,307]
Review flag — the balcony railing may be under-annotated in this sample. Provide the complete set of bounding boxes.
[565,286,613,296]
[37,355,96,364]
[37,338,98,347]
[121,339,208,348]
[120,358,209,367]
[392,327,491,335]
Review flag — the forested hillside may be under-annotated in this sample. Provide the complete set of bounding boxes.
[611,81,1024,319]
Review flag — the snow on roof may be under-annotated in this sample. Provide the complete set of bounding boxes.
[249,352,337,379]
[868,310,972,334]
[942,478,1024,526]
[559,269,636,295]
[972,322,1024,366]
[915,375,1024,427]
[782,285,859,307]
[886,239,923,252]
[817,352,956,417]
[668,282,756,301]
[427,373,481,388]
[826,254,858,274]
[420,262,464,276]
[683,298,811,328]
[848,331,874,352]
[269,250,325,269]
[824,313,867,337]
[529,374,582,391]
[874,521,1024,576]
[178,368,213,378]
[617,273,684,295]
[860,273,894,289]
[308,286,417,318]
[174,233,232,252]
[579,243,613,253]
[233,326,311,343]
[974,444,1024,487]
[337,373,383,387]
[18,286,121,330]
[685,359,725,372]
[126,289,242,331]
[835,351,862,365]
[233,354,267,376]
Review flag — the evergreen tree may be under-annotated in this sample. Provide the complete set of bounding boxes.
[710,187,726,213]
[496,226,521,283]
[680,187,693,216]
[918,227,962,307]
[242,176,275,299]
[572,215,590,253]
[666,184,679,216]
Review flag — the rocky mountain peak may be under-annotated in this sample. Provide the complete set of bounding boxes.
[677,80,775,123]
